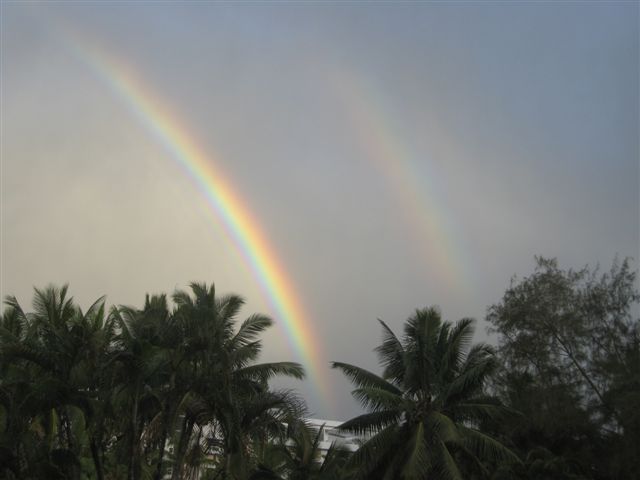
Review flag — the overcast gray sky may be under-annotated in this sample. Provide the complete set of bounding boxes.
[1,1,638,419]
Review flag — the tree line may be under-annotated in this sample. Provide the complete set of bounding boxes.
[0,257,638,479]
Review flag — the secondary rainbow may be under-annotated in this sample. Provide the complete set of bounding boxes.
[334,70,473,293]
[61,37,331,408]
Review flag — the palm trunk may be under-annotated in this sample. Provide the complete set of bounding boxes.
[129,382,141,480]
[61,407,81,480]
[171,415,195,480]
[153,415,169,480]
[90,438,105,480]
[157,373,178,480]
[223,432,237,480]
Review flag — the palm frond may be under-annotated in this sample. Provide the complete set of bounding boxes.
[238,362,305,382]
[217,294,245,323]
[338,410,401,436]
[331,362,401,394]
[346,423,400,478]
[32,284,75,328]
[229,341,263,367]
[232,314,273,347]
[401,422,430,479]
[451,397,518,423]
[458,426,521,464]
[351,386,402,412]
[172,289,195,309]
[424,410,460,445]
[319,439,351,475]
[442,352,497,406]
[2,341,58,372]
[440,318,475,377]
[2,296,30,339]
[111,305,138,341]
[463,343,496,369]
[83,295,106,321]
[375,320,406,384]
[434,440,464,480]
[189,282,213,306]
[403,308,443,393]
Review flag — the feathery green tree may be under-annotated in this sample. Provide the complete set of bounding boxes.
[1,282,307,480]
[486,257,640,479]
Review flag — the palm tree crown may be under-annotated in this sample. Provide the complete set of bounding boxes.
[333,307,519,479]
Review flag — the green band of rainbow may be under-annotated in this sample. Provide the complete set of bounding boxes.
[63,38,331,410]
[335,71,472,293]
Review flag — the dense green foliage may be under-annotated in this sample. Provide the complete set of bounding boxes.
[1,257,638,479]
[485,257,639,480]
[0,283,305,480]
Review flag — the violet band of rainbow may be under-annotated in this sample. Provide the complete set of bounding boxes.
[334,71,471,293]
[64,40,331,411]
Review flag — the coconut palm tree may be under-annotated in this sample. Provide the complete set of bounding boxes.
[332,307,519,479]
[110,296,173,480]
[166,282,306,480]
[0,286,112,479]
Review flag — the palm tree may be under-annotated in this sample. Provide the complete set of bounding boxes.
[332,307,519,479]
[166,282,305,480]
[110,295,173,480]
[0,286,112,479]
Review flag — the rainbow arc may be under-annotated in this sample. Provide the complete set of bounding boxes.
[63,40,331,410]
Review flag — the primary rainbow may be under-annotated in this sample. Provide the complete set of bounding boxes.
[60,36,332,409]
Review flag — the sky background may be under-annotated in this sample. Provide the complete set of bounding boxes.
[1,1,638,419]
